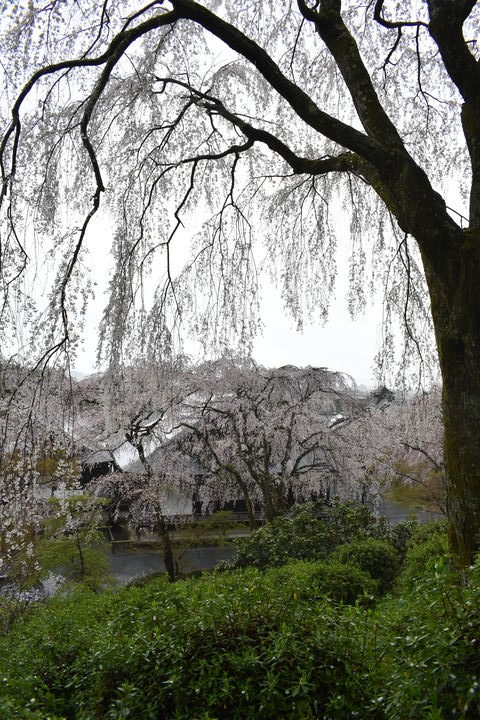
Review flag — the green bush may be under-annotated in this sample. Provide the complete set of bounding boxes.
[0,569,377,719]
[396,521,449,590]
[369,516,419,557]
[0,594,34,637]
[225,500,417,571]
[266,559,378,604]
[371,557,480,719]
[3,532,480,720]
[334,538,400,593]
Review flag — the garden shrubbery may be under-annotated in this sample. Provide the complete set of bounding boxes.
[224,500,416,572]
[265,559,378,604]
[333,538,400,592]
[0,570,375,719]
[396,520,449,590]
[1,504,478,719]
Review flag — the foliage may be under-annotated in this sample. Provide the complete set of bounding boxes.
[1,0,480,564]
[0,570,376,720]
[0,449,79,570]
[225,500,416,570]
[396,521,449,591]
[2,532,480,719]
[372,557,480,719]
[265,559,377,604]
[333,538,400,593]
[20,495,113,592]
[0,593,38,638]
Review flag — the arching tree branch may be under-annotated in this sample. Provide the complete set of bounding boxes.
[298,0,406,148]
[171,0,389,166]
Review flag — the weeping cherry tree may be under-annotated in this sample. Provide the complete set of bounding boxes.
[1,1,480,563]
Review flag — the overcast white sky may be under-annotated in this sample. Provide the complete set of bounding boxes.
[74,302,380,387]
[74,230,381,388]
[253,283,380,387]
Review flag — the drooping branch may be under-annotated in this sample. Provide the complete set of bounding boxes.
[157,76,372,179]
[168,0,463,275]
[298,0,406,149]
[373,0,428,31]
[171,0,389,166]
[402,441,443,473]
[0,7,179,203]
[1,6,180,357]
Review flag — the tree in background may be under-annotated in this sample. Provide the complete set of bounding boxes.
[330,387,445,513]
[1,1,479,562]
[73,359,200,581]
[174,361,363,524]
[82,359,363,530]
[29,494,112,592]
[375,390,445,512]
[0,445,80,570]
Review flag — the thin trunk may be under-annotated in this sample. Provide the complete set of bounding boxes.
[133,439,176,581]
[157,514,176,583]
[243,492,256,530]
[77,540,85,578]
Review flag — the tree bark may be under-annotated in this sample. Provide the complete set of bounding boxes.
[427,241,480,565]
[261,479,288,523]
[134,440,177,581]
[243,492,256,531]
[77,540,86,579]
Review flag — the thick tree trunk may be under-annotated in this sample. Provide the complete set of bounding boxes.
[261,480,288,522]
[428,244,480,565]
[443,376,480,565]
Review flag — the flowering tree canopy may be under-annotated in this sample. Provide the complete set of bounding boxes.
[173,361,362,523]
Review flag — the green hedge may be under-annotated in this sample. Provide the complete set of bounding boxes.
[3,515,477,720]
[0,569,376,720]
[334,538,400,592]
[265,559,378,604]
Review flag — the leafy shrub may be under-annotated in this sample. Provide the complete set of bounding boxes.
[406,519,448,548]
[396,522,449,591]
[8,495,113,593]
[0,569,376,719]
[0,593,36,636]
[371,557,480,719]
[0,700,65,720]
[266,559,378,604]
[370,516,419,558]
[334,539,400,593]
[225,500,416,571]
[2,545,480,720]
